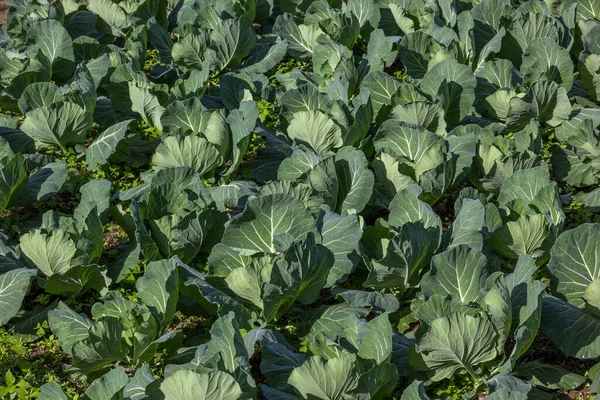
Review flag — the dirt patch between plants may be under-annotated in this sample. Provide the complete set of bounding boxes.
[0,0,7,24]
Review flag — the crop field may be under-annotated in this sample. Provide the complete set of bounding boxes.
[1,0,600,399]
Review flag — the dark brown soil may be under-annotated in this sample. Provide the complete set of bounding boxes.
[0,0,7,24]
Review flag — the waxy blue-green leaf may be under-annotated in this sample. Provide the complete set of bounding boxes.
[447,198,485,250]
[0,153,28,213]
[287,110,343,155]
[18,82,62,114]
[38,381,69,400]
[221,193,315,255]
[263,235,335,321]
[0,268,36,326]
[418,313,499,381]
[357,312,393,364]
[374,223,440,293]
[152,135,223,177]
[261,342,306,390]
[20,229,77,277]
[129,84,165,130]
[361,71,401,120]
[309,147,374,215]
[278,146,322,181]
[421,245,488,304]
[206,17,257,71]
[274,13,323,60]
[346,0,380,37]
[86,120,134,170]
[88,0,130,37]
[27,20,75,81]
[514,361,586,390]
[399,31,442,79]
[542,295,600,359]
[48,302,93,355]
[521,37,574,91]
[172,30,210,70]
[45,265,107,297]
[506,81,571,130]
[21,161,68,205]
[388,185,442,232]
[490,214,550,260]
[136,259,179,330]
[319,209,362,286]
[374,120,446,180]
[84,366,129,400]
[160,370,243,400]
[421,59,477,126]
[147,17,173,64]
[207,312,248,373]
[354,362,398,400]
[389,101,447,135]
[359,29,397,77]
[21,102,92,150]
[124,363,155,400]
[288,354,359,400]
[400,380,430,399]
[547,223,600,308]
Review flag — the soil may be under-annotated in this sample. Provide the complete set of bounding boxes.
[0,0,7,24]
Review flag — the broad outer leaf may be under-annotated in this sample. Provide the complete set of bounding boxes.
[84,366,129,400]
[310,147,374,215]
[0,269,36,326]
[152,135,223,177]
[353,362,398,400]
[129,84,165,129]
[21,102,92,149]
[287,110,343,155]
[27,20,75,81]
[136,259,179,330]
[221,193,315,255]
[319,210,362,286]
[288,354,359,400]
[22,161,68,204]
[418,313,499,381]
[261,342,306,389]
[206,17,257,71]
[400,380,430,399]
[87,120,134,170]
[20,229,77,277]
[506,81,571,130]
[374,120,446,180]
[388,185,442,232]
[208,312,248,372]
[489,214,549,260]
[18,82,63,114]
[521,38,573,91]
[448,199,485,250]
[421,245,488,304]
[38,382,69,400]
[74,179,111,229]
[357,312,393,364]
[542,295,600,359]
[45,265,107,297]
[0,154,28,213]
[88,0,129,36]
[547,223,600,308]
[420,59,477,126]
[514,361,586,390]
[160,370,243,400]
[48,302,93,355]
[263,236,335,321]
[274,13,323,60]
